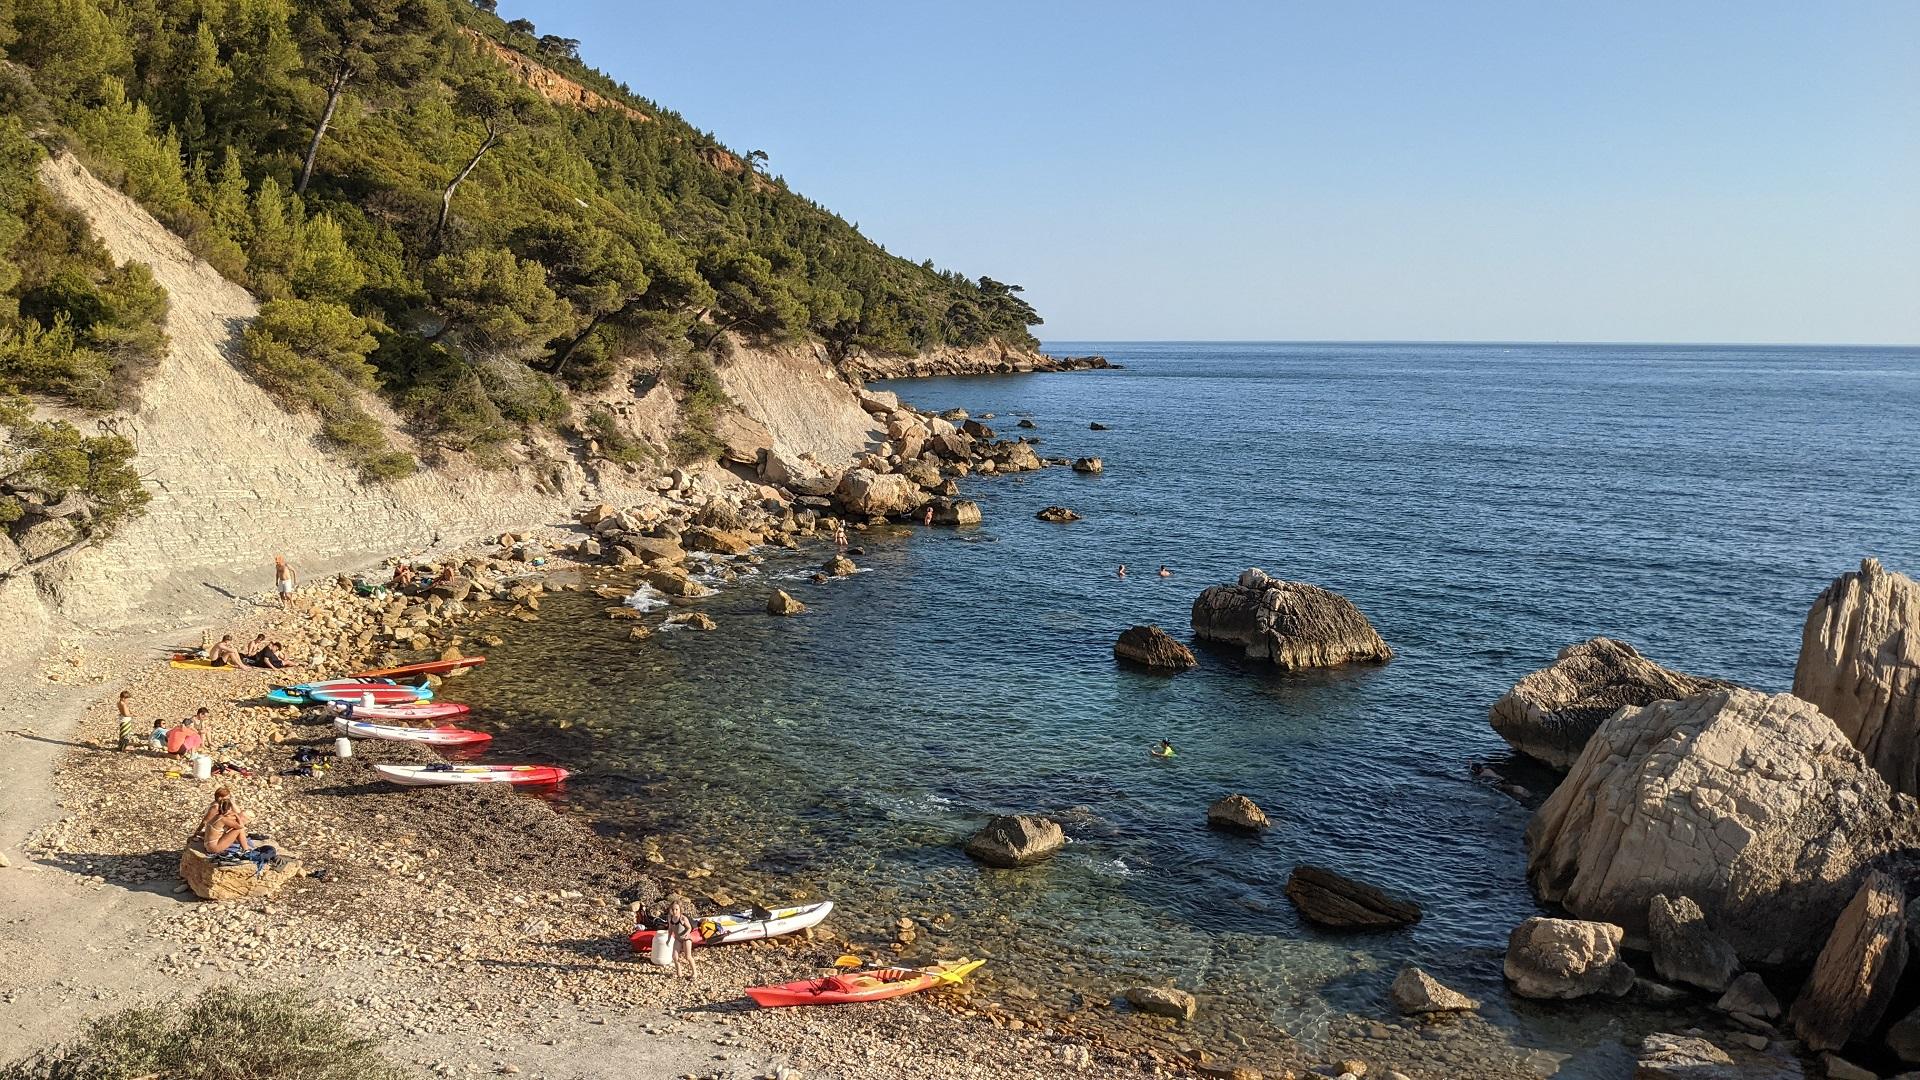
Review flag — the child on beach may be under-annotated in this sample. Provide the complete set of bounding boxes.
[148,719,167,753]
[665,896,697,979]
[116,691,136,750]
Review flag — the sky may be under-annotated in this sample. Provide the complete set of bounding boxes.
[507,1,1919,344]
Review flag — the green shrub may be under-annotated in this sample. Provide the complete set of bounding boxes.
[661,351,731,465]
[241,299,416,480]
[584,403,653,465]
[0,986,405,1080]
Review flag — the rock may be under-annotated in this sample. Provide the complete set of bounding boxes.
[835,469,923,517]
[1035,506,1082,523]
[1388,966,1478,1015]
[999,441,1041,471]
[665,612,718,631]
[580,503,618,526]
[1649,894,1741,993]
[1490,637,1732,769]
[1114,625,1197,670]
[1716,972,1783,1020]
[1821,1055,1877,1080]
[1191,569,1392,669]
[960,419,996,439]
[178,845,303,901]
[1531,688,1910,967]
[897,456,944,489]
[1794,558,1920,795]
[627,625,652,641]
[1123,986,1196,1021]
[766,589,806,616]
[1887,1004,1920,1064]
[760,450,841,498]
[712,410,772,466]
[821,555,858,578]
[858,388,900,414]
[1071,456,1103,474]
[643,569,712,598]
[1503,917,1636,1000]
[964,815,1065,868]
[1090,421,1110,430]
[1016,418,1037,429]
[428,576,473,603]
[1790,870,1908,1052]
[1284,865,1420,929]
[1633,977,1691,1005]
[1206,794,1271,832]
[1634,1034,1733,1078]
[622,536,686,565]
[682,526,754,556]
[930,499,982,527]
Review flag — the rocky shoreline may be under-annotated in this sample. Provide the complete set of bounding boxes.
[840,343,1113,381]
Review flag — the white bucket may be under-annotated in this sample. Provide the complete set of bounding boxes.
[335,737,353,759]
[191,754,212,782]
[361,691,375,707]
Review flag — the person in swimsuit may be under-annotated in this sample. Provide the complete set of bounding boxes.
[116,690,136,750]
[1116,564,1128,579]
[199,790,275,873]
[665,896,697,978]
[167,711,208,756]
[273,554,298,609]
[1152,739,1176,759]
[1157,565,1172,578]
[196,785,250,838]
[207,635,247,668]
[243,636,288,669]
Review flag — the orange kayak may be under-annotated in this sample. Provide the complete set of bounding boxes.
[350,656,486,680]
[745,959,983,1008]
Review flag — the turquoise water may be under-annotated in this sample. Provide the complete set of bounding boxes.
[457,342,1920,1072]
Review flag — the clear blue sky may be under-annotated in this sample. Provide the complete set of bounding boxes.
[509,1,1918,344]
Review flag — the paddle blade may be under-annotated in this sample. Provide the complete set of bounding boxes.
[833,954,862,968]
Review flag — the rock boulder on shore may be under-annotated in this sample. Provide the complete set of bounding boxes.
[1793,557,1920,795]
[1123,986,1197,1020]
[179,845,302,901]
[1504,917,1635,1000]
[1389,966,1478,1015]
[1790,870,1908,1052]
[1490,637,1731,769]
[1191,569,1392,670]
[1284,865,1420,929]
[1526,688,1908,966]
[1648,894,1741,993]
[964,815,1065,868]
[1114,625,1197,670]
[834,469,922,517]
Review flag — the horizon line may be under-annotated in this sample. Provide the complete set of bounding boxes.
[1038,338,1920,349]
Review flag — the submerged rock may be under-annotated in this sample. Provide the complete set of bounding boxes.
[1035,505,1082,523]
[1284,865,1420,929]
[1790,870,1908,1052]
[1526,688,1907,966]
[1794,557,1920,795]
[1649,894,1741,993]
[1114,625,1197,670]
[1504,917,1635,1000]
[1490,637,1731,769]
[1633,1034,1733,1078]
[643,568,712,598]
[1206,794,1271,832]
[964,815,1064,868]
[665,612,717,631]
[1191,569,1392,670]
[1388,966,1478,1015]
[1123,986,1196,1020]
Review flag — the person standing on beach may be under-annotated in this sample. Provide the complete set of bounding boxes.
[116,691,136,750]
[665,896,697,979]
[273,554,298,609]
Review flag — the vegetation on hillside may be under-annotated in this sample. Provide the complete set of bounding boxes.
[0,0,1045,476]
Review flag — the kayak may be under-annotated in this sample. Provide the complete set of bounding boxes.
[629,901,833,952]
[373,764,567,787]
[266,682,432,705]
[745,958,983,1008]
[350,656,486,680]
[333,718,492,746]
[338,701,470,722]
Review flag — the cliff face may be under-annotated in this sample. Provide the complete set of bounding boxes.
[0,154,886,663]
[460,29,648,122]
[1794,557,1920,795]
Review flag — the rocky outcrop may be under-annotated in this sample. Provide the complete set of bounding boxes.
[1490,638,1731,769]
[1790,871,1907,1052]
[1526,689,1907,965]
[1072,457,1104,474]
[1886,1004,1920,1065]
[1284,865,1420,929]
[835,470,923,518]
[461,29,649,121]
[1649,894,1741,993]
[840,342,1110,381]
[1114,625,1197,671]
[178,845,302,901]
[1633,1034,1733,1078]
[964,815,1065,868]
[1191,569,1392,670]
[766,589,806,616]
[1793,558,1920,795]
[821,555,857,578]
[1123,986,1196,1021]
[1035,506,1081,523]
[1504,917,1635,1000]
[1388,966,1477,1015]
[928,498,981,527]
[1206,795,1271,832]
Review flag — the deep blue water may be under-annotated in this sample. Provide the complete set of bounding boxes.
[458,342,1920,1073]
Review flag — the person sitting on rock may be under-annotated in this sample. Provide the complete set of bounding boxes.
[196,785,250,840]
[206,634,247,668]
[199,790,275,874]
[243,637,289,669]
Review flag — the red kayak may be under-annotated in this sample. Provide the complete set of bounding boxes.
[339,701,470,722]
[351,656,486,680]
[309,684,431,705]
[745,959,983,1008]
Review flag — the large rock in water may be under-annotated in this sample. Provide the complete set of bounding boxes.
[1793,557,1920,795]
[1648,894,1741,993]
[1284,865,1420,929]
[964,815,1065,868]
[1389,966,1478,1015]
[1790,870,1908,1053]
[1526,688,1908,965]
[1504,917,1636,1000]
[1114,625,1197,670]
[1190,569,1391,670]
[834,469,923,517]
[1490,637,1731,769]
[1206,794,1271,832]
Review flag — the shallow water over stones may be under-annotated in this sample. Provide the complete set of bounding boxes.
[452,342,1920,1078]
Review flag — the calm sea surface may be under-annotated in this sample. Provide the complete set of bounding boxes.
[458,342,1920,1074]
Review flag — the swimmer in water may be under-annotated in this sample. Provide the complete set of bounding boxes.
[1151,739,1175,758]
[1116,564,1128,579]
[1156,565,1171,577]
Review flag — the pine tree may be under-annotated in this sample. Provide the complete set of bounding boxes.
[291,0,449,194]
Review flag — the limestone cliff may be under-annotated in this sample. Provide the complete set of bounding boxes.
[1793,557,1920,796]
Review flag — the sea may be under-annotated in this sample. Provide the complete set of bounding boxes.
[454,342,1920,1075]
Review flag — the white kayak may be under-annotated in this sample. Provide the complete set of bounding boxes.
[334,717,492,746]
[628,900,834,952]
[373,763,567,787]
